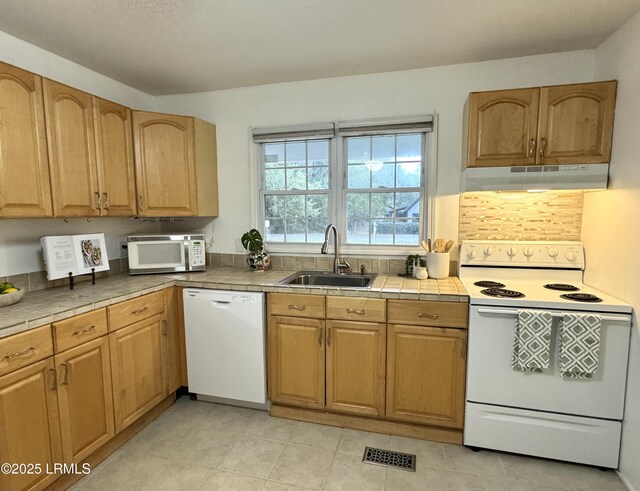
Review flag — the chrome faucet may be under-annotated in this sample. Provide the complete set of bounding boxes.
[321,224,351,273]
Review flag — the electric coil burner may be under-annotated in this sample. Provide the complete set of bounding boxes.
[544,283,580,291]
[474,281,506,288]
[560,293,603,303]
[480,288,525,298]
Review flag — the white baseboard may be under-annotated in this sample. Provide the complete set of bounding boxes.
[617,470,637,491]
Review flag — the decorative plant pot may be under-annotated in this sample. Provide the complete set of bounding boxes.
[247,250,271,271]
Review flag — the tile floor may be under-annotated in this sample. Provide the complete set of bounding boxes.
[71,397,627,491]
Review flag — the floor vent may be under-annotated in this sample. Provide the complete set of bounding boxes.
[362,446,416,472]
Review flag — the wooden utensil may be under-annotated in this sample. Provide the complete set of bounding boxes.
[427,238,432,253]
[444,240,454,252]
[421,240,430,252]
[434,239,445,253]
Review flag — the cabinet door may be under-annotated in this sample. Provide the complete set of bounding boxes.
[0,359,62,491]
[43,79,99,217]
[109,315,167,433]
[466,88,540,167]
[163,287,184,394]
[132,111,197,216]
[93,96,136,216]
[386,324,466,429]
[537,81,617,164]
[268,316,324,409]
[0,62,52,218]
[55,337,115,463]
[326,320,385,417]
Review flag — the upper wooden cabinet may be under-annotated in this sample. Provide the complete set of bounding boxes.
[43,79,100,217]
[93,97,137,216]
[132,111,218,217]
[0,62,53,218]
[463,81,617,168]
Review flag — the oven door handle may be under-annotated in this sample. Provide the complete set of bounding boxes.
[477,307,630,323]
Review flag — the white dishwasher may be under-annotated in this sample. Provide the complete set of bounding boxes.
[183,289,267,408]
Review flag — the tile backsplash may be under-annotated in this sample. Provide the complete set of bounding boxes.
[459,191,584,241]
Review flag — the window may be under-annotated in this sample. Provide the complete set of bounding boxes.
[254,117,432,252]
[262,139,331,243]
[344,133,424,245]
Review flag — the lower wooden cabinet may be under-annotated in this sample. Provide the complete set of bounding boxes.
[325,320,386,417]
[163,287,183,394]
[55,336,114,463]
[0,358,62,491]
[386,324,467,429]
[109,314,168,433]
[268,316,325,409]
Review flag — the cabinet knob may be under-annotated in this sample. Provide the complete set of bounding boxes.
[418,312,439,320]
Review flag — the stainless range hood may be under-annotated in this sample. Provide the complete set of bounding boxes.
[461,163,609,192]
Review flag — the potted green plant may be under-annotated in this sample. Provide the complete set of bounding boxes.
[241,228,271,271]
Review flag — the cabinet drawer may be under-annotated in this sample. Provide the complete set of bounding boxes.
[326,296,386,323]
[0,325,53,376]
[268,293,325,318]
[108,291,164,331]
[53,308,108,352]
[388,300,468,328]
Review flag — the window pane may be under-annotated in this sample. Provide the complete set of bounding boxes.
[395,192,420,218]
[286,218,306,242]
[371,193,394,218]
[286,142,306,167]
[308,140,329,166]
[347,219,370,244]
[347,193,370,218]
[264,143,285,168]
[372,219,394,244]
[307,194,328,218]
[265,169,285,190]
[265,218,285,242]
[286,168,306,190]
[397,134,422,162]
[395,218,419,245]
[397,162,422,187]
[347,137,370,163]
[285,195,305,217]
[264,195,284,218]
[308,167,328,190]
[308,218,327,243]
[371,163,394,188]
[347,164,370,189]
[371,135,394,162]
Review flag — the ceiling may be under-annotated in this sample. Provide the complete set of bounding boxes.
[0,0,638,95]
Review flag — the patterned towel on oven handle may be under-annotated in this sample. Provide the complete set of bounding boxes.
[559,313,602,379]
[512,309,553,373]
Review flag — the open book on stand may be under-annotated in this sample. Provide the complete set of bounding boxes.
[41,233,110,281]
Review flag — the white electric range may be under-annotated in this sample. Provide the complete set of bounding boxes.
[458,240,632,468]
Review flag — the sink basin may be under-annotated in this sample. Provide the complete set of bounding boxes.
[277,271,378,289]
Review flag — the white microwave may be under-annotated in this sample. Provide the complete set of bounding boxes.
[127,234,206,274]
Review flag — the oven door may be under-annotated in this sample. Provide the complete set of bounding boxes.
[466,305,631,420]
[128,240,186,273]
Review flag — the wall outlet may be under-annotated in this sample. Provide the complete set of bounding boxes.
[120,240,128,257]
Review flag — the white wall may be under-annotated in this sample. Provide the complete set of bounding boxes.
[156,50,595,254]
[0,31,160,276]
[582,11,640,491]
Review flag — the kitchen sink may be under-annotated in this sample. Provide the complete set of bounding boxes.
[277,271,378,289]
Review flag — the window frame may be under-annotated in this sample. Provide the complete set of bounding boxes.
[253,116,437,255]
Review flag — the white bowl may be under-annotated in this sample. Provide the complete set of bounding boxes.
[0,289,25,308]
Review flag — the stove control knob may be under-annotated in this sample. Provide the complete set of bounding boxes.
[523,247,534,257]
[467,249,477,259]
[483,246,494,256]
[507,247,517,257]
[547,247,558,257]
[566,251,577,261]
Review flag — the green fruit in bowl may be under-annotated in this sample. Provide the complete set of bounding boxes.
[0,282,15,293]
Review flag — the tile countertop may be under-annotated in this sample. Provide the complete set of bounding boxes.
[0,267,468,338]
